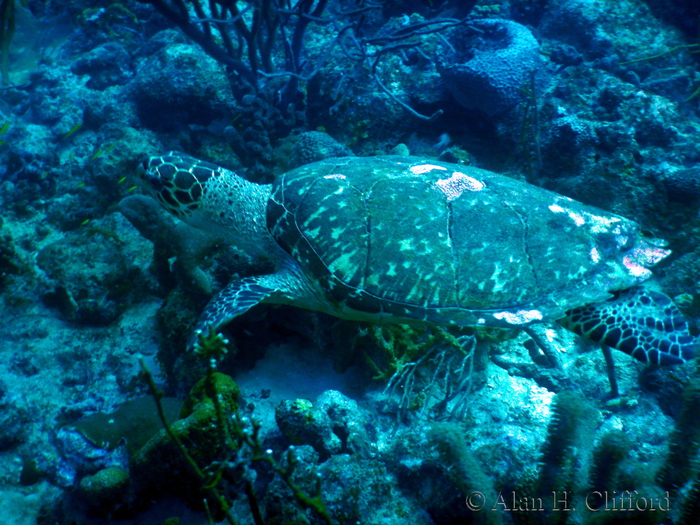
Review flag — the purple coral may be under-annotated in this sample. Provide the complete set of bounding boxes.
[438,19,542,116]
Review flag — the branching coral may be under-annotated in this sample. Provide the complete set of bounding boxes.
[141,327,332,524]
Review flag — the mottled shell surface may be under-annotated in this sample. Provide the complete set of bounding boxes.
[266,156,660,326]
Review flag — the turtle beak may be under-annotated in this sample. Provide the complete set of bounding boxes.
[136,157,164,193]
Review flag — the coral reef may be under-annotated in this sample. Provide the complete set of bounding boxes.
[0,1,699,524]
[36,213,155,325]
[286,131,353,170]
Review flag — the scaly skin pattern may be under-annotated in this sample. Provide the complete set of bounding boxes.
[138,152,218,219]
[138,152,280,259]
[138,153,697,364]
[561,288,696,365]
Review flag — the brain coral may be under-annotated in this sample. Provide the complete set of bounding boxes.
[438,19,542,116]
[288,131,353,169]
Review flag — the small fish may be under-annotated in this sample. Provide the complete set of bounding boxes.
[80,218,90,226]
[0,122,9,135]
[127,185,137,192]
[433,133,451,152]
[76,182,86,188]
[117,176,127,184]
[91,142,117,161]
[63,122,83,140]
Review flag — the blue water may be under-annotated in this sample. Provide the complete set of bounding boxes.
[0,1,699,524]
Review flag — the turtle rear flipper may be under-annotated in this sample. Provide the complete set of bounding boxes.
[560,289,697,365]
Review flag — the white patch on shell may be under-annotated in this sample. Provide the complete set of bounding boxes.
[399,239,413,251]
[410,164,448,174]
[588,214,621,234]
[568,212,585,226]
[623,244,670,279]
[589,247,601,263]
[493,310,543,325]
[489,262,507,293]
[548,204,584,226]
[329,249,358,275]
[623,256,652,278]
[323,174,346,180]
[639,245,670,265]
[548,203,622,231]
[434,171,485,201]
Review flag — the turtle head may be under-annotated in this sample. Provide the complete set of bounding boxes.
[137,152,274,254]
[137,152,213,220]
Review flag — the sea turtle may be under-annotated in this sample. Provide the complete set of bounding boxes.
[137,153,696,367]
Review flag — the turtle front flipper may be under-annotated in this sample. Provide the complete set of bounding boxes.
[559,288,697,365]
[187,264,320,349]
[188,271,292,349]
